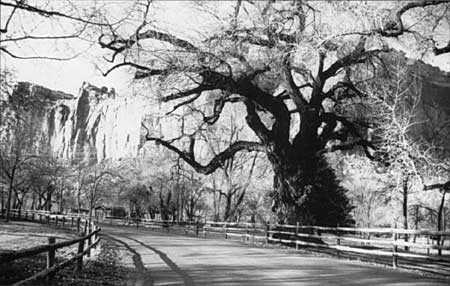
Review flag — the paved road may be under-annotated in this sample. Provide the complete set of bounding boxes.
[102,226,448,286]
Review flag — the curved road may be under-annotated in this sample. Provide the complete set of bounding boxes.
[102,226,448,286]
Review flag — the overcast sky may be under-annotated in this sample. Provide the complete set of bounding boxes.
[0,1,218,96]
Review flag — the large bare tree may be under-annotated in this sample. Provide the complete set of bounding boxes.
[2,0,449,224]
[96,0,449,224]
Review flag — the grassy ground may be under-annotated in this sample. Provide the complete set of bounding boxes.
[0,220,129,286]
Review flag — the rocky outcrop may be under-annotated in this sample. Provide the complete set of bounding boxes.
[395,53,450,155]
[4,82,144,164]
[411,60,450,153]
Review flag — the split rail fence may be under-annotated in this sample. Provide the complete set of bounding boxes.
[0,209,101,286]
[104,216,450,277]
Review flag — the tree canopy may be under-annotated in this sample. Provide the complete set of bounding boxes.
[1,0,449,225]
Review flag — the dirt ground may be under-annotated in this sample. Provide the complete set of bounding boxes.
[0,220,127,286]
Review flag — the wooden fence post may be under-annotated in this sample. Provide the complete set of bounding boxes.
[47,237,56,281]
[392,229,398,268]
[404,230,409,252]
[47,215,50,224]
[71,217,74,228]
[195,221,199,236]
[55,216,59,226]
[32,213,35,221]
[438,235,442,256]
[252,223,256,244]
[25,211,28,220]
[76,233,85,272]
[336,224,341,258]
[225,223,228,239]
[77,218,81,233]
[245,223,249,243]
[265,221,270,245]
[84,220,88,233]
[295,222,299,250]
[62,216,65,228]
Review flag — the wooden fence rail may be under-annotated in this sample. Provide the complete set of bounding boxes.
[100,216,450,277]
[21,212,446,276]
[1,209,101,286]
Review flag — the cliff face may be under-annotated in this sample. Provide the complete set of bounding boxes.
[388,54,450,157]
[4,82,144,164]
[411,60,450,154]
[2,54,449,165]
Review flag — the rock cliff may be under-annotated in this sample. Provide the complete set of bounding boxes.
[1,54,448,165]
[3,82,144,164]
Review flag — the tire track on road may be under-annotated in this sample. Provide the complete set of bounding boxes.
[123,235,194,286]
[103,234,154,286]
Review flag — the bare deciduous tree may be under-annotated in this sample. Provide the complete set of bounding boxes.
[104,0,449,224]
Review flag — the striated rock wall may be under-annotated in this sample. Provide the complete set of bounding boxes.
[411,61,450,154]
[395,54,450,156]
[4,81,145,164]
[2,53,448,165]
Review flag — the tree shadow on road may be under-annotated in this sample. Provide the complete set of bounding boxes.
[121,235,194,286]
[103,234,154,286]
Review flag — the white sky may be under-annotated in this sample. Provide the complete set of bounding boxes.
[0,0,219,96]
[1,1,449,96]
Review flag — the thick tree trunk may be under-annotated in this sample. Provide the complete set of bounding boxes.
[223,194,232,221]
[46,190,52,212]
[270,153,352,226]
[159,191,172,221]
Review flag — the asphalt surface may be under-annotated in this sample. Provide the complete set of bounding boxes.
[101,225,449,286]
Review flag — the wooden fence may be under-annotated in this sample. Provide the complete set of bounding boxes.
[0,209,101,286]
[102,216,450,277]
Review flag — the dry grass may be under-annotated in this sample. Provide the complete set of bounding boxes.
[0,220,128,286]
[0,221,78,251]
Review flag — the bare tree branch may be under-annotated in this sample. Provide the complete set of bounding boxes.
[145,136,264,175]
[375,0,450,37]
[423,180,450,191]
[0,0,108,26]
[321,38,391,81]
[0,46,82,60]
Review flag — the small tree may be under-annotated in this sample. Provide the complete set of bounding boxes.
[202,112,260,222]
[362,54,450,230]
[0,125,36,221]
[83,160,121,221]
